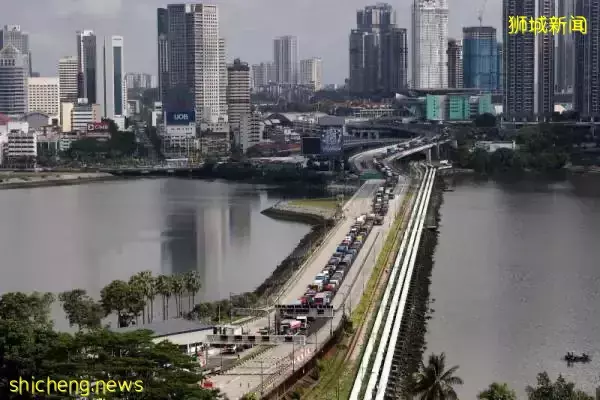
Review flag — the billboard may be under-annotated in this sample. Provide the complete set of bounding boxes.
[86,122,109,132]
[320,127,343,156]
[165,111,196,125]
[301,137,322,155]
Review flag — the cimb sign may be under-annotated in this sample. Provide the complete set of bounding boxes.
[86,122,109,132]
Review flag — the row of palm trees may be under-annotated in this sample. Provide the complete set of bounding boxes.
[90,270,202,328]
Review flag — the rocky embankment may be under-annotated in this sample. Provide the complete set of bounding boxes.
[261,200,337,224]
[0,172,118,190]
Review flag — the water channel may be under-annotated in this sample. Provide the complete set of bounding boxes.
[426,174,600,397]
[0,178,311,330]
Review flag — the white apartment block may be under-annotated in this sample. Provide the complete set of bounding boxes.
[7,129,36,158]
[185,4,226,122]
[226,59,251,131]
[27,77,60,117]
[411,0,449,89]
[61,100,101,133]
[300,58,323,90]
[239,112,264,153]
[58,56,78,104]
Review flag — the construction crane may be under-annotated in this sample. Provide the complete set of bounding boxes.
[476,0,489,88]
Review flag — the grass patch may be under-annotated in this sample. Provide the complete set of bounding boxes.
[287,198,340,210]
[303,190,414,400]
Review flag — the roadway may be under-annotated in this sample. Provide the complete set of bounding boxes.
[210,177,409,399]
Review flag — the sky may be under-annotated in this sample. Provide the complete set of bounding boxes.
[4,0,503,85]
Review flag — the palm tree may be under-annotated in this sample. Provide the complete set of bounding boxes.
[171,274,186,316]
[156,275,173,320]
[407,353,463,400]
[184,270,202,312]
[129,270,157,324]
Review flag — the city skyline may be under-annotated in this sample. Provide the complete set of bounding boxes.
[3,0,504,85]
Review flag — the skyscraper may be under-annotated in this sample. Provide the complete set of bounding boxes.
[0,25,31,76]
[462,27,498,90]
[226,58,250,131]
[447,39,463,88]
[59,56,78,104]
[349,3,407,94]
[273,35,299,84]
[103,36,127,119]
[412,0,449,89]
[497,42,503,94]
[76,30,98,104]
[556,0,575,93]
[574,0,600,115]
[503,0,535,116]
[158,3,226,121]
[0,45,28,115]
[300,57,323,90]
[157,8,169,105]
[537,0,555,114]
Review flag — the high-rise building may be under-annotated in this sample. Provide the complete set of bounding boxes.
[76,30,98,104]
[103,36,127,119]
[447,39,463,88]
[157,7,169,104]
[125,73,156,89]
[556,0,575,93]
[251,62,277,89]
[537,0,555,114]
[503,0,535,116]
[226,58,250,131]
[158,4,226,121]
[462,26,498,90]
[273,35,299,84]
[497,42,503,94]
[59,56,78,104]
[412,0,449,89]
[300,57,323,90]
[27,77,60,117]
[0,25,31,76]
[0,45,28,115]
[574,0,600,115]
[349,3,408,94]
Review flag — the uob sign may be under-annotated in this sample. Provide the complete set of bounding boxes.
[166,111,195,125]
[174,114,189,121]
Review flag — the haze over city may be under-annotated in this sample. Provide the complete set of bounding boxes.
[4,0,503,83]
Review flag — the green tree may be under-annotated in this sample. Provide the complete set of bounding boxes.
[172,274,186,317]
[0,291,55,326]
[100,280,140,327]
[185,270,202,311]
[407,353,463,400]
[526,372,593,400]
[156,274,174,320]
[478,382,517,400]
[473,113,497,127]
[58,289,104,330]
[129,270,157,324]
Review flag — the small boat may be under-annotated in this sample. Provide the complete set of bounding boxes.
[564,352,591,363]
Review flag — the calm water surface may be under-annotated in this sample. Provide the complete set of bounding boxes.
[427,175,600,398]
[0,179,310,329]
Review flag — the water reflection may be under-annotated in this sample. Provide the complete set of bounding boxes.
[0,179,310,329]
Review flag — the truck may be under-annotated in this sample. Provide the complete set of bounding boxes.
[280,319,302,335]
[314,291,333,306]
[330,272,344,286]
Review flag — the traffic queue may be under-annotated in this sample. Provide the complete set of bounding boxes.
[292,181,398,315]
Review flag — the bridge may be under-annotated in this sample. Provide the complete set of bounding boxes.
[350,163,438,400]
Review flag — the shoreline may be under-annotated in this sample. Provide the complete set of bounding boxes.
[260,200,336,225]
[0,173,124,190]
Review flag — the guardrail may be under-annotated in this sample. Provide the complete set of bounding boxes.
[353,166,435,400]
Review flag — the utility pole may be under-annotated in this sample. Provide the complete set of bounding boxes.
[260,359,265,398]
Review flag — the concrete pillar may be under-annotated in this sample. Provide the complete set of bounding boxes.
[426,148,432,163]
